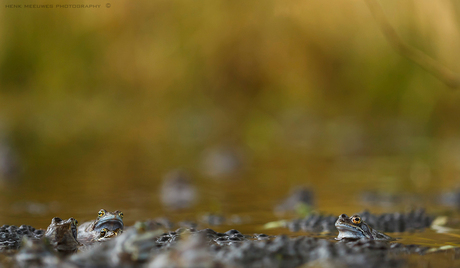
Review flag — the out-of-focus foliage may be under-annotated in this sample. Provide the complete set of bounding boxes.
[1,0,460,225]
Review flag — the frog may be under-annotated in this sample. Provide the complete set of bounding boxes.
[77,209,124,245]
[113,221,166,263]
[44,217,81,253]
[335,214,393,241]
[70,221,165,266]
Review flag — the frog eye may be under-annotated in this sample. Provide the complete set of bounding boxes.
[100,228,108,237]
[118,212,123,219]
[352,216,361,224]
[73,219,78,226]
[98,209,105,218]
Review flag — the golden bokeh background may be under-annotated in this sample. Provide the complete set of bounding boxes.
[1,0,460,230]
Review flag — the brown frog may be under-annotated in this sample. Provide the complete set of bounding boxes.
[44,217,81,253]
[335,214,393,241]
[77,209,124,245]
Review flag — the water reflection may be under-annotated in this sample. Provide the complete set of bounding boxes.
[0,136,21,185]
[160,169,197,210]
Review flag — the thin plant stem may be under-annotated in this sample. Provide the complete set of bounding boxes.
[364,0,460,88]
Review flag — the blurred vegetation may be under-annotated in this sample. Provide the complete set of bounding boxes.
[1,0,460,222]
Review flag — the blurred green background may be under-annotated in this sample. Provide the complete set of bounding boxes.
[1,0,460,231]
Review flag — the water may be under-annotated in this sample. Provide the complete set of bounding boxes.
[1,153,459,249]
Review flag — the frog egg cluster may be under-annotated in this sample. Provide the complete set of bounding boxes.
[288,209,433,233]
[0,224,44,250]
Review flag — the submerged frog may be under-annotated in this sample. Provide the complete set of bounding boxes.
[77,209,124,245]
[44,217,81,252]
[335,214,393,241]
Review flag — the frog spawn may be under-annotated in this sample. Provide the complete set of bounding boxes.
[287,209,433,233]
[1,209,439,268]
